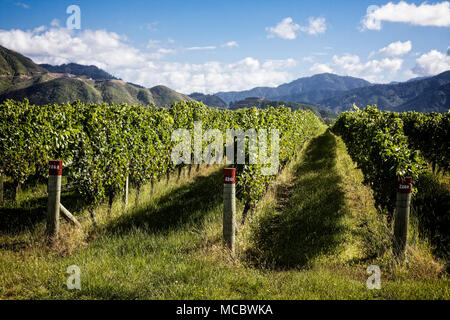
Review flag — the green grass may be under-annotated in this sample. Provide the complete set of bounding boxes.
[0,131,449,299]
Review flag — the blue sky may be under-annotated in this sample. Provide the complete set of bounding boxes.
[0,0,449,93]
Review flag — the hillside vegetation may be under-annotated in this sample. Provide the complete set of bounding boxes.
[0,45,194,107]
[40,63,118,80]
[188,92,228,108]
[229,97,337,118]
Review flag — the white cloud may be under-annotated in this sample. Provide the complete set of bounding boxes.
[221,41,239,48]
[412,49,450,76]
[157,48,175,55]
[330,54,403,82]
[403,69,417,79]
[14,2,29,9]
[266,16,327,39]
[302,56,315,63]
[0,27,149,68]
[310,63,333,74]
[186,46,216,51]
[361,1,450,31]
[299,17,327,35]
[0,26,297,93]
[379,40,412,56]
[118,57,297,93]
[266,17,300,40]
[50,19,60,27]
[32,26,47,34]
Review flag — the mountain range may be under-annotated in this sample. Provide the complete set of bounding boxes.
[0,44,448,113]
[319,71,450,112]
[216,73,371,105]
[215,71,450,113]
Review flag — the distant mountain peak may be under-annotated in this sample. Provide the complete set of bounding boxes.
[215,73,372,105]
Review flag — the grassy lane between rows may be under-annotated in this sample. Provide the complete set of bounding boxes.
[0,130,449,299]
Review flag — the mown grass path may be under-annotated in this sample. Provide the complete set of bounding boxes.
[249,130,350,268]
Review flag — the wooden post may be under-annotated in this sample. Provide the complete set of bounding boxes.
[393,176,412,260]
[124,175,129,207]
[60,203,82,228]
[223,168,236,252]
[0,172,3,206]
[46,160,62,239]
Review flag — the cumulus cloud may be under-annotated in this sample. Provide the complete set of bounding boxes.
[333,55,403,82]
[315,54,404,82]
[412,49,450,76]
[266,17,300,40]
[310,63,333,74]
[266,17,327,39]
[0,27,147,68]
[0,26,297,93]
[118,57,297,93]
[50,19,60,27]
[299,17,327,35]
[221,41,239,48]
[361,1,450,31]
[379,40,412,56]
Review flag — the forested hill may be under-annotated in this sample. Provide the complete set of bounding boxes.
[39,63,118,80]
[229,97,337,118]
[0,45,195,107]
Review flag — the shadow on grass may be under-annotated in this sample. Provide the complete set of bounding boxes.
[413,172,450,261]
[0,192,46,235]
[105,169,223,236]
[0,168,222,239]
[0,187,87,236]
[249,131,348,269]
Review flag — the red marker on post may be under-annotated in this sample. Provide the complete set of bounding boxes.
[223,168,236,252]
[397,176,412,193]
[46,160,62,239]
[394,176,412,260]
